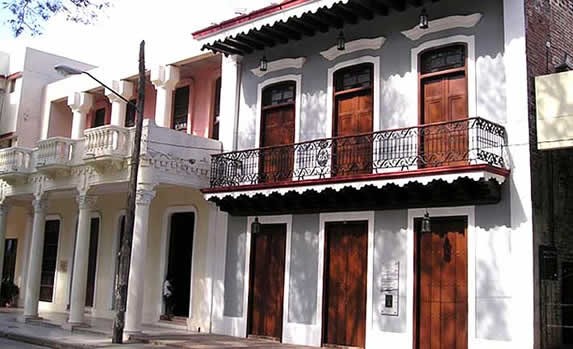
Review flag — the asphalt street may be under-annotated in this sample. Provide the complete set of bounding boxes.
[0,337,48,348]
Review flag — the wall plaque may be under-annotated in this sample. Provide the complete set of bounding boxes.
[379,261,399,316]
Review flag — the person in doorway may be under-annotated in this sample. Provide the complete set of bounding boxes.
[162,275,174,321]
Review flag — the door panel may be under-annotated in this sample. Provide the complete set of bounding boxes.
[334,91,373,177]
[249,223,286,340]
[260,106,295,183]
[85,217,99,307]
[422,73,468,167]
[323,221,367,348]
[166,212,194,317]
[416,217,468,349]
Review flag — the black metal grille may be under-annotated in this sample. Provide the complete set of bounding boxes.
[209,117,507,189]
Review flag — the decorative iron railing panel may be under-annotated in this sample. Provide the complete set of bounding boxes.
[210,117,508,189]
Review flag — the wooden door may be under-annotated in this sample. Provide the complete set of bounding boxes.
[260,83,295,183]
[333,64,373,177]
[323,221,368,348]
[85,217,99,307]
[420,45,468,168]
[416,217,467,349]
[166,212,194,317]
[40,220,60,302]
[248,223,286,340]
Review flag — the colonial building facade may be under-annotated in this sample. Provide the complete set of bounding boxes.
[195,0,535,348]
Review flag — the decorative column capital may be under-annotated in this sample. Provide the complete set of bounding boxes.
[150,65,180,91]
[32,197,47,214]
[67,92,93,114]
[105,80,134,103]
[76,194,97,210]
[135,189,155,206]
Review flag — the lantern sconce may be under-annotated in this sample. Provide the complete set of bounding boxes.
[419,8,429,30]
[337,31,346,51]
[259,56,268,71]
[421,210,431,233]
[251,217,262,234]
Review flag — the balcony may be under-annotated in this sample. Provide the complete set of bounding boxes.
[206,117,509,195]
[36,137,76,177]
[0,147,34,184]
[83,125,132,172]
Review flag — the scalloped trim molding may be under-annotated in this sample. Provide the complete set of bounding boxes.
[401,13,482,41]
[250,57,306,77]
[205,170,506,200]
[320,37,386,61]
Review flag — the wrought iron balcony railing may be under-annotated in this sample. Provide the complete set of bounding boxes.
[209,117,508,189]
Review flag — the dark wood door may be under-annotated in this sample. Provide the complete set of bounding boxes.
[40,220,60,302]
[323,221,367,348]
[334,90,373,177]
[421,72,468,167]
[166,212,195,317]
[562,262,573,343]
[85,217,99,307]
[248,223,286,340]
[416,217,467,349]
[260,106,295,183]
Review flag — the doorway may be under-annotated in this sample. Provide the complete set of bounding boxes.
[85,217,99,307]
[2,239,17,283]
[40,220,60,302]
[420,44,468,167]
[165,212,195,317]
[248,223,286,341]
[322,221,368,348]
[415,216,468,349]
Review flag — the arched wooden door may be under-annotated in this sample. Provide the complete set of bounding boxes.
[333,63,373,177]
[259,82,296,183]
[420,45,468,167]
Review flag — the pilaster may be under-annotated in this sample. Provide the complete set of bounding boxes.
[105,80,134,127]
[151,65,180,128]
[68,92,93,139]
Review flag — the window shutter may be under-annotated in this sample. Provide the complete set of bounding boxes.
[172,86,190,131]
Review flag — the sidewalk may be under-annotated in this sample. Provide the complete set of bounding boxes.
[0,308,314,348]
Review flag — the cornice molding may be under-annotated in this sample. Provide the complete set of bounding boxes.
[401,13,483,41]
[320,37,386,61]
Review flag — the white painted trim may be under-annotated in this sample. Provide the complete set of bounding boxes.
[250,57,306,77]
[320,37,386,61]
[407,206,475,349]
[205,169,506,200]
[317,211,375,348]
[255,74,303,147]
[401,13,483,41]
[243,215,293,341]
[210,211,229,335]
[159,206,198,320]
[411,35,477,124]
[326,56,381,138]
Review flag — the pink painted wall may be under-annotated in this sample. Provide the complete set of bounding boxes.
[144,79,157,120]
[47,100,73,138]
[190,66,221,138]
[86,94,111,128]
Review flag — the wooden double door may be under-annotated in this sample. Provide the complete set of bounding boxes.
[323,221,368,348]
[248,223,287,340]
[415,217,468,349]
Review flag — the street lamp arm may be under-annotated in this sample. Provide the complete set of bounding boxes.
[81,71,134,106]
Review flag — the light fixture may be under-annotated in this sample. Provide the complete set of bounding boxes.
[259,56,268,72]
[251,217,261,234]
[419,8,429,30]
[421,210,431,233]
[337,31,346,51]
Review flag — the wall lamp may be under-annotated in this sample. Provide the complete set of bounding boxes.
[421,210,431,233]
[337,31,346,51]
[419,8,429,30]
[251,217,262,234]
[259,56,268,72]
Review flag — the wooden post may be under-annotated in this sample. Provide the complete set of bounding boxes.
[112,40,145,344]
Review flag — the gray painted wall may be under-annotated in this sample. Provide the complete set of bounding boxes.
[288,214,320,324]
[235,0,506,150]
[373,210,408,333]
[223,215,247,317]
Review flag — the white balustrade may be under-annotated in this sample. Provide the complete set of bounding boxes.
[36,138,76,167]
[83,125,131,159]
[0,147,33,173]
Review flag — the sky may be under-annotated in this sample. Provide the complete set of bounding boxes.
[0,0,274,69]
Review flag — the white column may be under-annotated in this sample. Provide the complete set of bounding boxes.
[68,92,93,139]
[68,194,97,324]
[220,55,242,151]
[106,80,134,127]
[18,210,33,306]
[0,203,9,287]
[124,187,155,333]
[23,197,47,318]
[150,65,180,128]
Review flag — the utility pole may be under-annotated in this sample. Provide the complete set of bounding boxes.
[112,40,146,343]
